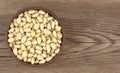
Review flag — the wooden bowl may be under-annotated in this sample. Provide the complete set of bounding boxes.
[6,6,65,66]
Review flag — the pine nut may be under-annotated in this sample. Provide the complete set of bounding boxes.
[22,51,28,58]
[8,38,14,42]
[13,48,18,56]
[50,43,57,49]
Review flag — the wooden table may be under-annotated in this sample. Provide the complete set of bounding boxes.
[1,0,120,73]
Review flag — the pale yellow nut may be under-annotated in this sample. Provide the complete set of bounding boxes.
[41,53,47,58]
[33,54,37,58]
[20,22,26,26]
[20,27,24,33]
[15,28,19,33]
[54,19,58,25]
[32,39,37,45]
[39,10,45,15]
[16,41,21,45]
[25,41,31,46]
[37,16,42,22]
[32,19,36,24]
[50,43,57,49]
[16,33,21,39]
[51,53,56,57]
[24,11,28,16]
[18,49,22,54]
[10,23,14,28]
[9,28,14,33]
[8,33,13,38]
[46,45,51,53]
[39,60,46,64]
[8,38,14,42]
[43,46,46,50]
[51,21,55,29]
[24,28,31,32]
[55,48,60,54]
[31,58,35,64]
[22,51,28,58]
[57,32,62,39]
[45,57,52,62]
[46,40,51,44]
[47,17,53,21]
[9,43,13,47]
[14,45,20,48]
[27,45,32,50]
[35,50,42,54]
[34,24,39,30]
[21,36,27,43]
[18,13,23,17]
[53,31,57,38]
[21,44,26,50]
[28,53,33,57]
[26,32,31,36]
[28,10,35,14]
[27,37,32,41]
[26,15,31,22]
[52,37,57,43]
[21,17,26,22]
[40,42,46,46]
[43,17,47,24]
[37,37,41,44]
[37,55,44,60]
[42,50,46,54]
[51,49,55,53]
[47,23,51,30]
[44,13,48,17]
[14,22,19,27]
[43,29,51,35]
[16,17,21,24]
[56,43,60,47]
[58,39,62,44]
[23,57,27,62]
[55,25,61,31]
[23,23,30,28]
[14,37,19,41]
[31,30,35,37]
[27,58,31,62]
[36,30,41,33]
[32,13,39,17]
[30,48,35,53]
[30,23,34,28]
[14,18,17,22]
[17,55,23,60]
[35,60,39,64]
[41,35,46,42]
[35,45,42,50]
[13,48,18,56]
[47,37,51,40]
[40,23,44,30]
[35,33,40,38]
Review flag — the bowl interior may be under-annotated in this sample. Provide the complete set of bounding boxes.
[6,6,65,66]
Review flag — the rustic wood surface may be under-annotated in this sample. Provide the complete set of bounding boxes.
[1,0,120,73]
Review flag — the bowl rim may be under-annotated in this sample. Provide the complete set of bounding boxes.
[6,6,65,66]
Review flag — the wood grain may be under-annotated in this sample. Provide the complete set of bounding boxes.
[1,0,120,73]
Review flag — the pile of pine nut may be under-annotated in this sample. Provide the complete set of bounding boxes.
[8,10,62,64]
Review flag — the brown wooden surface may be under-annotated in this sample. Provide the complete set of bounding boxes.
[1,0,120,73]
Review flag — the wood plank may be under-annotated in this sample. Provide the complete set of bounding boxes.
[1,0,120,73]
